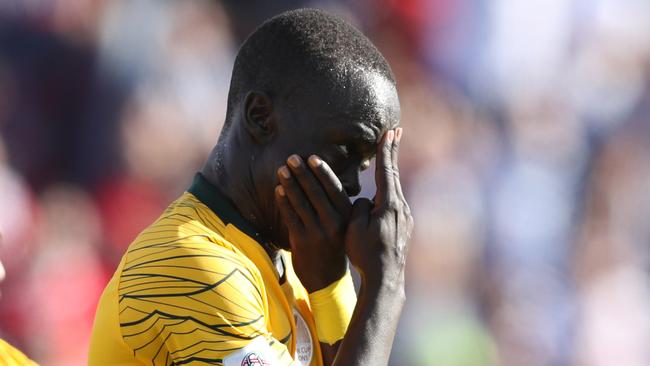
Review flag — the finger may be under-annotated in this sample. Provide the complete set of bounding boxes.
[275,185,303,232]
[374,130,397,208]
[308,155,352,218]
[286,155,341,228]
[392,127,407,203]
[277,165,318,227]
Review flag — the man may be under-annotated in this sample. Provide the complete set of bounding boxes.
[89,8,412,366]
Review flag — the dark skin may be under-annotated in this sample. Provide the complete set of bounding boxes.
[201,69,412,365]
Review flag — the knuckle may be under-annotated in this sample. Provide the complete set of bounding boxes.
[382,165,394,176]
[277,196,290,209]
[287,219,300,229]
[315,162,331,174]
[289,195,308,211]
[326,218,345,236]
[292,166,306,177]
[296,200,311,212]
[401,201,411,215]
[306,185,322,197]
[324,227,338,240]
[292,226,306,236]
[332,181,344,194]
[385,199,400,213]
[284,177,297,189]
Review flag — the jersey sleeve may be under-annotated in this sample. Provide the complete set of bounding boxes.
[117,236,294,365]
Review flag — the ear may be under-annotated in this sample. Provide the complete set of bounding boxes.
[243,91,276,144]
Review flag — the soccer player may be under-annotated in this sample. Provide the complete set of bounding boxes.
[89,8,413,366]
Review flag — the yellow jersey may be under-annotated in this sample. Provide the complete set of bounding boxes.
[0,339,37,366]
[89,174,327,365]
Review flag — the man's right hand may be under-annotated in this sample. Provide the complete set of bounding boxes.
[345,128,413,289]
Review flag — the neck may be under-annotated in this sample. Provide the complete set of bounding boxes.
[200,131,281,261]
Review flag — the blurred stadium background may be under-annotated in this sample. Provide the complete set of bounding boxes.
[0,0,649,365]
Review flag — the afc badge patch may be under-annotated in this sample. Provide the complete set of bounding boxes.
[241,352,271,366]
[224,336,280,366]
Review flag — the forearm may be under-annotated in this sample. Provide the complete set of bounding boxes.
[332,274,405,366]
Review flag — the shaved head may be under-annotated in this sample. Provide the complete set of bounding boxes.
[225,8,396,128]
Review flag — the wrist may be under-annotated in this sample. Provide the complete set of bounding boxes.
[362,268,405,296]
[308,269,357,345]
[302,254,347,293]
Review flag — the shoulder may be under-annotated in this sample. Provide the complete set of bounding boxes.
[117,192,270,324]
[115,196,273,363]
[118,198,267,306]
[123,192,260,281]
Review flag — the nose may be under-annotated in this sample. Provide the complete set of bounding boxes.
[340,168,361,197]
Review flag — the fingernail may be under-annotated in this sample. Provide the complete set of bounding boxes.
[279,166,291,179]
[276,185,285,196]
[396,127,403,141]
[288,155,301,168]
[308,155,322,168]
[386,130,395,143]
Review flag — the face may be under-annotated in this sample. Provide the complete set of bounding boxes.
[256,70,400,247]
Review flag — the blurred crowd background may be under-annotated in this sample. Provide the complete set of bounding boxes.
[0,0,649,365]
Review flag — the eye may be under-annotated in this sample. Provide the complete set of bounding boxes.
[337,144,371,172]
[337,144,351,157]
[316,145,349,172]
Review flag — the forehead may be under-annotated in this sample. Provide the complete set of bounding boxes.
[306,68,400,140]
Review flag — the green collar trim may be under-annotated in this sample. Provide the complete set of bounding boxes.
[188,173,265,243]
